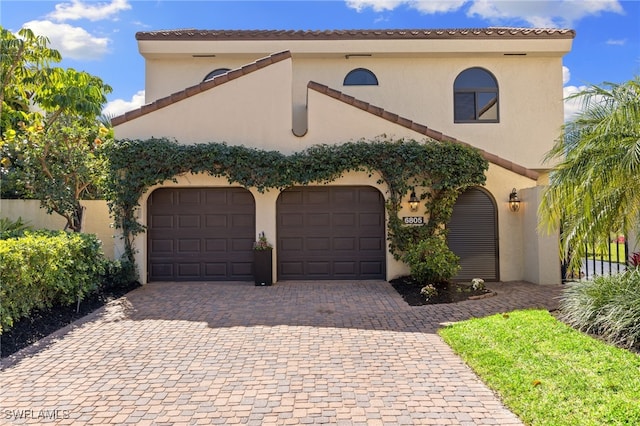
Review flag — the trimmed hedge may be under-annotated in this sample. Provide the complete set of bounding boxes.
[0,231,106,334]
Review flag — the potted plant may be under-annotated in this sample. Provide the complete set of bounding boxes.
[253,231,273,286]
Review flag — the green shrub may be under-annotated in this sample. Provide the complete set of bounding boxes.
[0,231,107,334]
[0,216,32,239]
[560,269,640,350]
[402,236,460,284]
[100,259,138,291]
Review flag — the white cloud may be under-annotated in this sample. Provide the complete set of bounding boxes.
[606,38,627,46]
[23,20,110,60]
[346,0,406,12]
[47,0,131,22]
[103,90,145,117]
[562,66,570,85]
[410,0,467,14]
[563,84,587,121]
[345,0,624,27]
[468,0,623,27]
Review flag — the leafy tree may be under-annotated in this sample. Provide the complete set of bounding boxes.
[0,26,112,231]
[1,27,61,130]
[539,77,640,269]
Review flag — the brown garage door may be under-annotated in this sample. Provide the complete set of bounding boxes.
[277,186,386,280]
[147,187,255,282]
[447,187,499,281]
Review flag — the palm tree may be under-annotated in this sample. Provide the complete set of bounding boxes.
[539,76,640,270]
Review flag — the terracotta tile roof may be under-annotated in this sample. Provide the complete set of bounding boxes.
[307,81,539,180]
[136,28,575,41]
[111,51,292,126]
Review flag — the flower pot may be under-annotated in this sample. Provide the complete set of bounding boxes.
[254,249,273,286]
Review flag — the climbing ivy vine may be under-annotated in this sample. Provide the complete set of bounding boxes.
[101,137,488,269]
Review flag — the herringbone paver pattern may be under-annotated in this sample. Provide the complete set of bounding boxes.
[1,281,561,425]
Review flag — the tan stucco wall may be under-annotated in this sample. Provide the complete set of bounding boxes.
[0,199,116,260]
[117,58,294,147]
[116,47,564,285]
[142,53,565,169]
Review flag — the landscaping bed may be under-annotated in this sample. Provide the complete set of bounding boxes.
[390,275,494,306]
[1,280,140,358]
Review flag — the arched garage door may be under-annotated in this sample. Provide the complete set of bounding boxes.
[277,186,386,280]
[147,187,255,281]
[447,187,499,281]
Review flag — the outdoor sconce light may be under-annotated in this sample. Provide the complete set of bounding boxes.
[409,191,420,212]
[509,188,521,212]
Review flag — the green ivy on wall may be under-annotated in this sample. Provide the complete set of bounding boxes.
[101,137,488,268]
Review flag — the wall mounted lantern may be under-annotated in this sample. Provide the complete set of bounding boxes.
[509,188,521,212]
[409,191,420,212]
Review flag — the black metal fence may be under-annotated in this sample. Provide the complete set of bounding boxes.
[562,237,629,282]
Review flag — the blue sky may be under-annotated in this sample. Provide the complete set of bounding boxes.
[2,0,639,119]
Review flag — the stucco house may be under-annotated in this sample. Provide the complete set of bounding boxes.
[112,28,575,285]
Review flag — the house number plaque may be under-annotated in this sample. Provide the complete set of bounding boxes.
[402,216,424,225]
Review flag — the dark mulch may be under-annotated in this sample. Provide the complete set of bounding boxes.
[1,281,141,358]
[390,275,494,306]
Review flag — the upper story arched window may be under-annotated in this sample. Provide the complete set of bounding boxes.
[343,68,378,86]
[203,68,231,82]
[454,67,499,123]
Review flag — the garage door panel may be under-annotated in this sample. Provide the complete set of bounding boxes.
[178,215,200,228]
[177,263,201,278]
[205,215,227,227]
[232,214,254,227]
[334,237,355,250]
[333,189,356,204]
[231,238,253,251]
[307,237,330,250]
[281,237,303,251]
[280,262,304,275]
[178,191,201,204]
[205,191,227,205]
[232,191,254,205]
[280,190,303,204]
[361,261,384,275]
[308,262,331,275]
[307,190,330,204]
[204,263,227,277]
[178,239,200,253]
[231,262,252,276]
[308,213,330,226]
[153,190,175,206]
[148,188,255,282]
[334,262,356,275]
[360,237,384,251]
[277,186,385,280]
[280,213,304,227]
[205,239,227,252]
[333,213,356,226]
[151,215,173,228]
[360,212,383,226]
[151,263,173,278]
[151,239,173,253]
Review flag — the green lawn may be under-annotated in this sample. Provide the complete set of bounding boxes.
[438,309,640,426]
[588,242,626,263]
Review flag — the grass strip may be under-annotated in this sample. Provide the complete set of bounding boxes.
[438,309,640,425]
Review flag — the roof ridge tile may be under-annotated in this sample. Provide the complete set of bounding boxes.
[307,81,539,180]
[112,50,292,126]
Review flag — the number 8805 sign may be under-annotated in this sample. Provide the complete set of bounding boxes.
[402,216,424,225]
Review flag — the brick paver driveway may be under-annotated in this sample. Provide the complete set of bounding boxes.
[1,281,561,425]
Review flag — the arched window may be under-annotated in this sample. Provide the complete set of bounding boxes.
[203,68,231,82]
[343,68,378,86]
[454,67,499,122]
